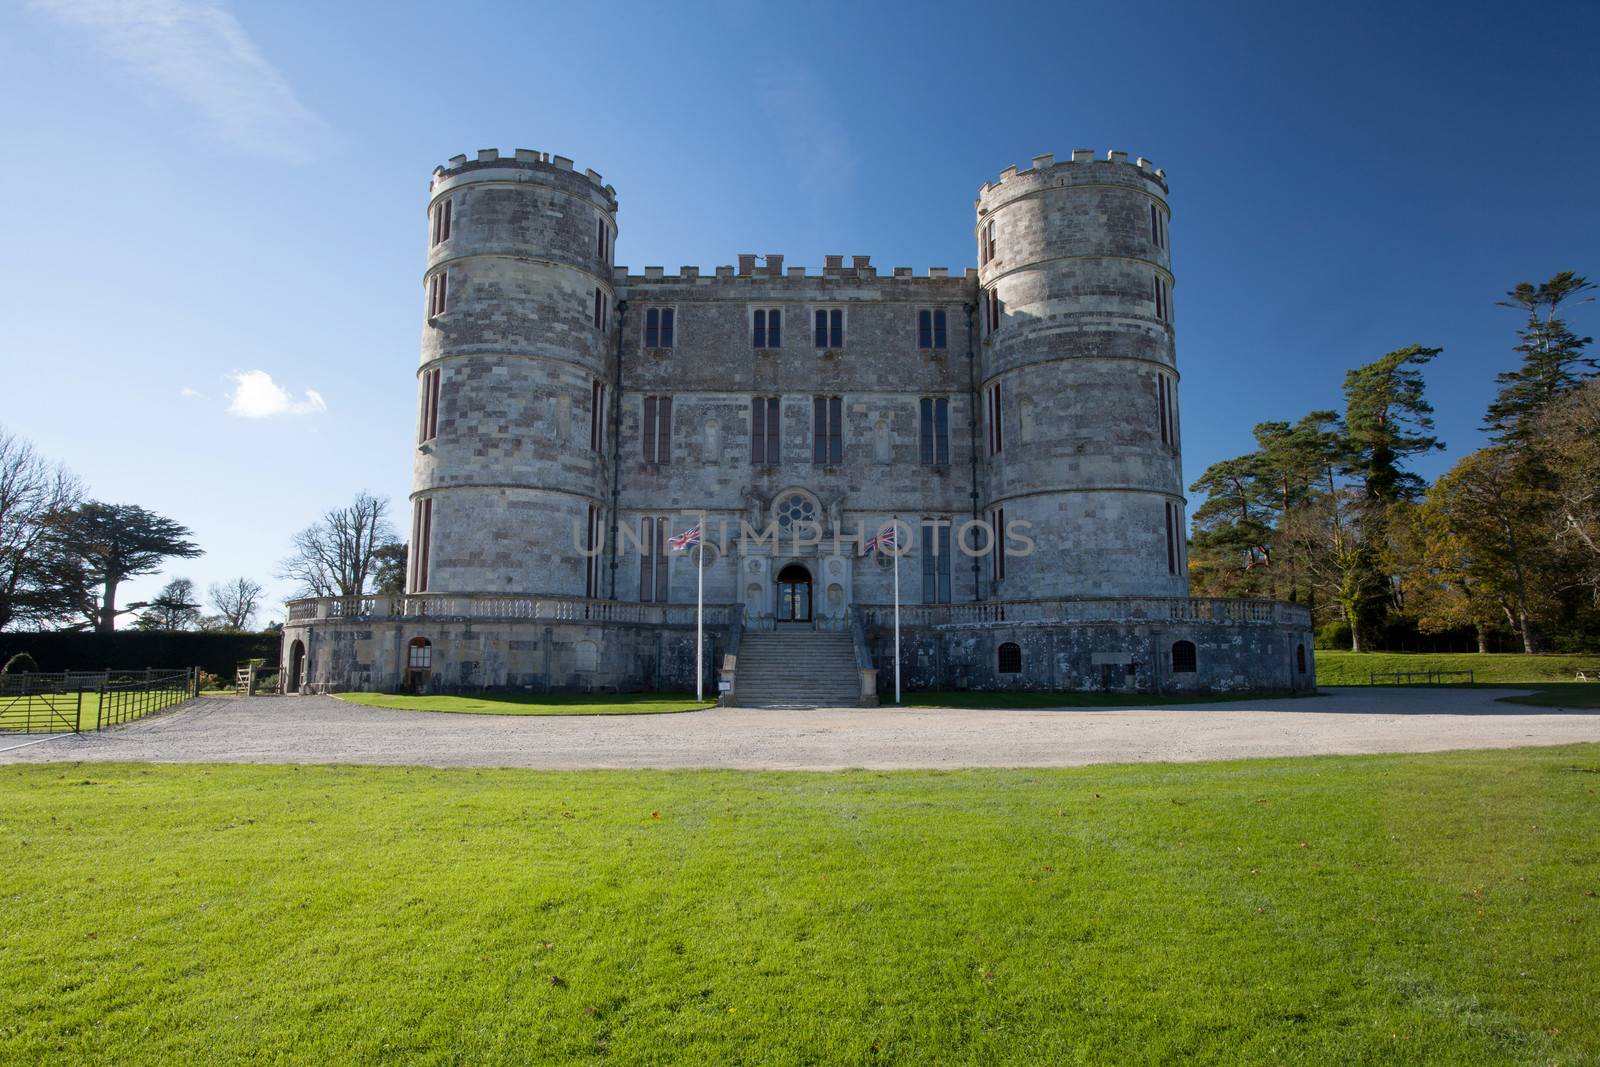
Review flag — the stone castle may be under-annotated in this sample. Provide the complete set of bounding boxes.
[282,147,1314,703]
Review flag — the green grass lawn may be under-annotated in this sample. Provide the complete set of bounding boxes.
[334,691,715,715]
[3,750,1599,1063]
[0,689,192,733]
[1316,650,1600,686]
[899,689,1314,709]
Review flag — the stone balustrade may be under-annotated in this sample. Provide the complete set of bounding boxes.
[854,597,1311,630]
[285,594,737,627]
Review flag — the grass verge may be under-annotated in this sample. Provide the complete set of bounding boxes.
[1315,650,1599,686]
[3,750,1599,1063]
[334,691,715,716]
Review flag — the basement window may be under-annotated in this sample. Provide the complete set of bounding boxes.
[997,642,1022,674]
[1171,640,1197,673]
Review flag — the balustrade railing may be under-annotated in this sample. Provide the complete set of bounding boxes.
[854,597,1310,629]
[286,594,1307,631]
[285,594,737,627]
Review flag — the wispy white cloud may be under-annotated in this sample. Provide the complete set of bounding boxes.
[226,370,325,417]
[31,0,326,163]
[179,386,205,399]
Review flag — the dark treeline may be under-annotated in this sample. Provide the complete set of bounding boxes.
[1189,272,1599,653]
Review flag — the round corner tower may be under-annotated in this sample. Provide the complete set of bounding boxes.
[410,149,618,597]
[974,149,1185,598]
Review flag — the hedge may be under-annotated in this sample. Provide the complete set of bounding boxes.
[0,631,280,677]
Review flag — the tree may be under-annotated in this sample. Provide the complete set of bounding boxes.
[1485,272,1596,446]
[1342,345,1444,504]
[134,577,201,631]
[1536,378,1600,605]
[44,502,202,633]
[1419,449,1554,653]
[209,577,264,631]
[0,428,81,631]
[372,541,408,596]
[277,492,396,598]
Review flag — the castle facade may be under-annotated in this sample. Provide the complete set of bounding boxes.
[282,148,1314,701]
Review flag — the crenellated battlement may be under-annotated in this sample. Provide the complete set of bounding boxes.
[976,148,1168,212]
[610,255,978,287]
[430,148,617,207]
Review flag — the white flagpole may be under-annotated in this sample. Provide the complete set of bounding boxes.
[892,519,902,705]
[695,541,704,703]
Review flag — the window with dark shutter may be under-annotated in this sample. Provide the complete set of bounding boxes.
[643,396,671,464]
[419,368,441,443]
[921,523,952,603]
[1171,640,1197,673]
[645,308,659,348]
[986,383,1003,455]
[753,309,766,349]
[920,397,950,465]
[590,380,605,453]
[752,397,779,464]
[815,308,843,348]
[991,506,1006,581]
[1165,501,1180,576]
[640,517,669,602]
[997,641,1021,674]
[918,309,932,349]
[812,396,842,465]
[1158,374,1170,445]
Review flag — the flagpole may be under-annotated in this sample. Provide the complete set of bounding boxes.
[892,518,901,705]
[695,543,704,703]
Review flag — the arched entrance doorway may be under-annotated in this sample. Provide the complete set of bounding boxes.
[287,640,305,693]
[775,563,813,624]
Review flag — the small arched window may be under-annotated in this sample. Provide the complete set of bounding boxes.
[1296,643,1307,674]
[997,642,1022,674]
[407,637,433,670]
[1171,640,1197,673]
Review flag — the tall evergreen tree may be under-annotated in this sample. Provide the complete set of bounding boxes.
[45,502,203,633]
[1342,345,1444,504]
[1485,272,1596,446]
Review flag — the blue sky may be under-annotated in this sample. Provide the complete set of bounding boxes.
[0,0,1595,624]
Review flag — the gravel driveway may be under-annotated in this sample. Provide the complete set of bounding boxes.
[3,688,1598,770]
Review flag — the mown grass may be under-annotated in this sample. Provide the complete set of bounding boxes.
[1316,650,1599,686]
[899,689,1314,709]
[334,691,714,715]
[3,750,1599,1064]
[0,690,190,733]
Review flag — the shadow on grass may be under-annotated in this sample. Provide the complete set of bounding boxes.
[1495,683,1600,710]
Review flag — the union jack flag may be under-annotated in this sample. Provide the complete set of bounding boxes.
[862,525,898,555]
[668,524,701,552]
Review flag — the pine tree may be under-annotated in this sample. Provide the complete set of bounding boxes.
[1485,272,1596,446]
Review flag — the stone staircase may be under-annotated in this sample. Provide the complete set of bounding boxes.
[734,630,861,708]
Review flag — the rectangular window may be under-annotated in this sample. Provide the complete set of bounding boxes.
[639,516,669,602]
[812,395,842,465]
[919,397,950,465]
[751,396,780,465]
[597,216,609,262]
[980,219,996,266]
[985,288,1001,334]
[431,197,452,247]
[410,497,433,593]
[584,505,601,598]
[753,307,782,349]
[418,368,441,443]
[1165,501,1180,576]
[990,507,1006,582]
[643,307,675,348]
[1157,373,1170,445]
[642,395,672,464]
[985,383,1003,455]
[1153,275,1170,322]
[594,288,609,330]
[921,523,952,604]
[427,271,448,317]
[590,380,606,453]
[813,307,843,348]
[917,308,948,350]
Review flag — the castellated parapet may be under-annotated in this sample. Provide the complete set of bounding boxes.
[281,147,1315,699]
